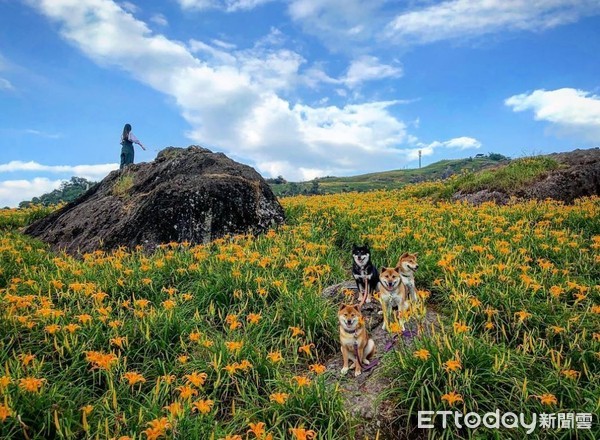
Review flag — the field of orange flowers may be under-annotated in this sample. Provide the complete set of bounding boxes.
[1,190,599,439]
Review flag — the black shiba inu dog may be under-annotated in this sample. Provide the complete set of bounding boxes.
[352,244,379,306]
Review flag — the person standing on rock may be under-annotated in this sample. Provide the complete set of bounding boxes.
[120,123,146,169]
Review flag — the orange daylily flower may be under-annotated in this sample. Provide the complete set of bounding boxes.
[163,402,183,418]
[289,326,305,337]
[289,427,317,440]
[298,343,315,356]
[247,313,262,324]
[413,349,431,361]
[19,377,45,393]
[537,394,558,406]
[443,359,462,372]
[441,391,463,406]
[292,375,312,387]
[453,321,470,334]
[267,351,283,363]
[191,399,214,415]
[269,392,289,404]
[122,371,146,387]
[176,385,198,400]
[309,363,326,375]
[185,371,208,387]
[0,404,12,422]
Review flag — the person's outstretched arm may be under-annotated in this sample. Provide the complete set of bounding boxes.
[128,132,146,150]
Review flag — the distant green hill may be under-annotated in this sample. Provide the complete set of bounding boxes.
[270,153,509,196]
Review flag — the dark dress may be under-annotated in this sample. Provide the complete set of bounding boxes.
[120,137,134,169]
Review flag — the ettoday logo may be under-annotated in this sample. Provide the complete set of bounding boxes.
[418,410,593,434]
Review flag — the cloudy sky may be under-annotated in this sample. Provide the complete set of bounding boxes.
[1,0,599,206]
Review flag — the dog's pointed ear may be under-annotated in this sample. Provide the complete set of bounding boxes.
[339,304,346,312]
[400,252,409,259]
[381,266,387,273]
[395,265,401,272]
[413,252,419,257]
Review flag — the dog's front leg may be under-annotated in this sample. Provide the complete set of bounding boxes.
[340,346,349,375]
[380,298,389,331]
[354,345,362,377]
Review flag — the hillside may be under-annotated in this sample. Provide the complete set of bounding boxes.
[270,154,508,196]
[271,148,600,204]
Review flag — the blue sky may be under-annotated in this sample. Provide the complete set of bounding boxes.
[1,0,599,206]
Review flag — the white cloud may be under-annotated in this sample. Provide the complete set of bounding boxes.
[424,136,482,151]
[505,88,600,140]
[211,39,236,50]
[23,129,62,139]
[385,0,600,44]
[287,0,386,49]
[177,0,274,12]
[119,1,138,13]
[255,27,285,48]
[26,0,478,181]
[0,53,15,91]
[0,178,64,208]
[0,77,14,91]
[178,0,214,9]
[0,161,117,181]
[150,13,168,27]
[343,55,402,88]
[400,137,481,161]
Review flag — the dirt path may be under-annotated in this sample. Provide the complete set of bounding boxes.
[321,281,441,439]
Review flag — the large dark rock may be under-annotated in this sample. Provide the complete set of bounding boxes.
[25,146,285,254]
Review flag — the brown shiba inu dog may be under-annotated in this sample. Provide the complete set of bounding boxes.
[378,266,410,332]
[338,304,376,376]
[397,252,419,303]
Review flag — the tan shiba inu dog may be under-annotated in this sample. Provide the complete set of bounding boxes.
[378,266,410,332]
[338,304,376,376]
[397,252,419,303]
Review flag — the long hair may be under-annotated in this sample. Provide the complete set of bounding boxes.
[121,123,132,142]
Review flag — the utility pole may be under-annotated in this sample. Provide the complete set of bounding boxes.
[418,150,422,169]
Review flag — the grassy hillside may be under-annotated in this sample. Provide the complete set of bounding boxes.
[270,155,507,196]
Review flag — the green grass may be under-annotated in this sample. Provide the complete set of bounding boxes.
[0,205,56,230]
[112,173,135,197]
[451,156,561,194]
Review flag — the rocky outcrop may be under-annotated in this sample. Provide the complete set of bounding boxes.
[24,146,285,254]
[454,148,600,205]
[515,148,600,203]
